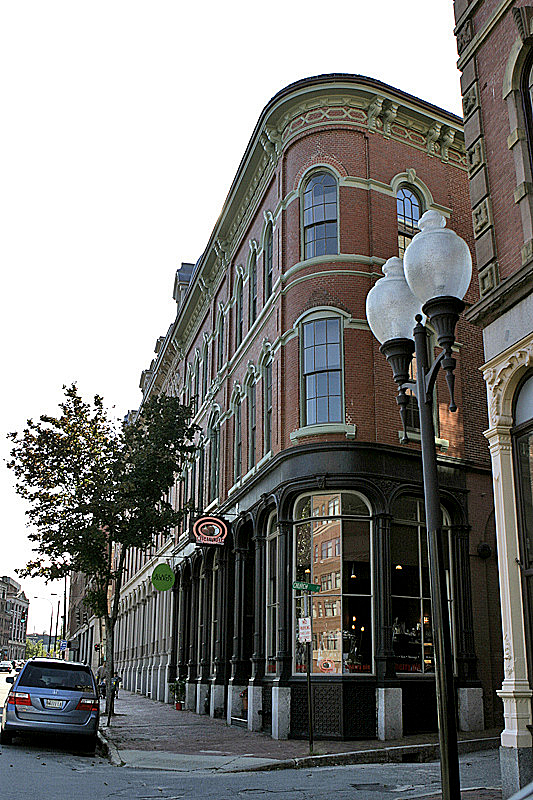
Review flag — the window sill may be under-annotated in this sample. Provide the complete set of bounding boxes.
[397,430,449,451]
[290,422,357,442]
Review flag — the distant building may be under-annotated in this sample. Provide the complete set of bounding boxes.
[0,576,29,660]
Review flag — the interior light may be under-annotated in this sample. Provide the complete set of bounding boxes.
[395,564,403,570]
[351,624,356,630]
[360,626,365,632]
[352,616,357,622]
[351,563,357,579]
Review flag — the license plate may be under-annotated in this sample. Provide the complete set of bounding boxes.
[44,698,63,709]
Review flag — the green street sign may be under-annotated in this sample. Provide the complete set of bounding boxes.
[151,563,175,591]
[292,581,320,592]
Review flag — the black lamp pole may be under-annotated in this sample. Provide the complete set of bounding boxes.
[380,296,465,800]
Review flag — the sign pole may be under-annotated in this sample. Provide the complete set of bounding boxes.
[304,590,314,755]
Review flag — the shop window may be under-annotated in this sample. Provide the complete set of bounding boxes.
[293,492,372,675]
[390,497,454,674]
[266,515,278,674]
[302,317,343,425]
[397,185,422,257]
[264,223,273,299]
[513,372,533,673]
[303,172,338,259]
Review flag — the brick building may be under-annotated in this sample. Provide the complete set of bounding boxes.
[453,1,533,794]
[0,577,29,661]
[115,74,501,741]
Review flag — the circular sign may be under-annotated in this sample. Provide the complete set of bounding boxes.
[317,658,336,673]
[192,516,229,545]
[151,563,175,591]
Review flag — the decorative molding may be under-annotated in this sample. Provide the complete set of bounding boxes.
[483,342,533,425]
[472,197,492,237]
[467,138,485,175]
[462,82,479,119]
[456,19,474,55]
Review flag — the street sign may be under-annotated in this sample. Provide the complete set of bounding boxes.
[59,640,67,651]
[292,581,320,592]
[298,617,312,643]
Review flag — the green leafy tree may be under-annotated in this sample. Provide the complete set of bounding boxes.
[8,384,196,712]
[26,638,46,658]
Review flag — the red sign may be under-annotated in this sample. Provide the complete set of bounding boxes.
[192,516,229,546]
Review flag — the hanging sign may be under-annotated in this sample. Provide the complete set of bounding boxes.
[151,563,176,591]
[192,516,229,546]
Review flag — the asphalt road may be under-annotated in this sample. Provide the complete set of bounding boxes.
[0,736,501,800]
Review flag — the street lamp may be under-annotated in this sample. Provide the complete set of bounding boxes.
[366,210,472,800]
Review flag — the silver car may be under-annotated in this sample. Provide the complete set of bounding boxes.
[0,657,99,751]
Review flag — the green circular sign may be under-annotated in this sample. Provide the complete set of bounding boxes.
[151,563,175,591]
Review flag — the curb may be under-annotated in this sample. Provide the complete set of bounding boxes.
[98,728,124,767]
[239,736,500,773]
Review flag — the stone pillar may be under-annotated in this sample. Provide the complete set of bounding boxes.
[458,687,484,732]
[376,687,402,741]
[271,685,291,740]
[230,545,249,682]
[247,683,263,732]
[186,571,199,711]
[197,562,212,714]
[276,520,292,681]
[251,520,266,680]
[485,424,533,795]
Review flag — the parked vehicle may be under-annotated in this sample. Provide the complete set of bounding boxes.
[0,661,12,673]
[0,658,99,751]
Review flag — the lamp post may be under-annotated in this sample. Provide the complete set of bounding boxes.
[366,210,472,800]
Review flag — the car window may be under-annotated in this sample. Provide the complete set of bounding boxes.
[20,664,94,692]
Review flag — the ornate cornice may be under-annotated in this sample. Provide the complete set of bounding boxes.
[483,341,533,425]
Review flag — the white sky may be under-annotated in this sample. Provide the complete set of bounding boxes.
[1,0,462,635]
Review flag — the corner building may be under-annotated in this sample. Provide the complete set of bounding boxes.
[453,1,533,793]
[116,74,502,741]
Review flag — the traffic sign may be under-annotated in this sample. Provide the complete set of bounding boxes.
[292,581,320,592]
[298,617,312,643]
[59,640,67,651]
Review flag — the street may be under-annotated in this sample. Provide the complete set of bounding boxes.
[0,674,502,799]
[0,740,501,800]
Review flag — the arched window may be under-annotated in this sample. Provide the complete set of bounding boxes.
[513,372,533,670]
[234,399,242,483]
[390,496,454,674]
[302,317,343,425]
[249,253,258,325]
[235,280,243,349]
[397,186,422,257]
[263,359,273,454]
[248,380,256,469]
[293,492,372,674]
[202,343,209,400]
[266,513,279,674]
[208,413,220,504]
[217,312,225,370]
[264,223,273,299]
[521,51,533,171]
[303,172,338,259]
[194,356,200,405]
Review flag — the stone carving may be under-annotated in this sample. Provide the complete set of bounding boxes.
[426,123,441,155]
[462,84,478,120]
[503,634,514,679]
[367,96,384,129]
[467,139,484,175]
[439,127,455,161]
[484,344,533,425]
[456,19,473,55]
[381,101,399,136]
[513,7,533,42]
[473,198,491,237]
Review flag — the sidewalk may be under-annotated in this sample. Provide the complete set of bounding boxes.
[98,689,502,791]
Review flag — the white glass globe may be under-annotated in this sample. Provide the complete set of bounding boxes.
[403,210,472,304]
[366,257,424,344]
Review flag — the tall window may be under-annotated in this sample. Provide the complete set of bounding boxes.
[248,382,256,469]
[513,372,533,673]
[264,360,273,454]
[249,253,258,325]
[234,400,242,482]
[217,313,225,370]
[264,224,273,299]
[236,282,243,349]
[303,172,338,259]
[293,492,372,674]
[397,186,421,257]
[208,414,220,503]
[202,344,209,400]
[390,496,454,674]
[521,53,533,172]
[302,317,342,425]
[266,514,279,674]
[194,358,200,405]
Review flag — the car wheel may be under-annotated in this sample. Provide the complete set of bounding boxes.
[0,728,13,745]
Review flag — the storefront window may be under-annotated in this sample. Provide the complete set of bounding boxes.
[293,492,372,675]
[266,514,278,674]
[390,497,454,674]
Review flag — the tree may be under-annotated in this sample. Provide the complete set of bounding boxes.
[26,638,46,659]
[8,384,197,713]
